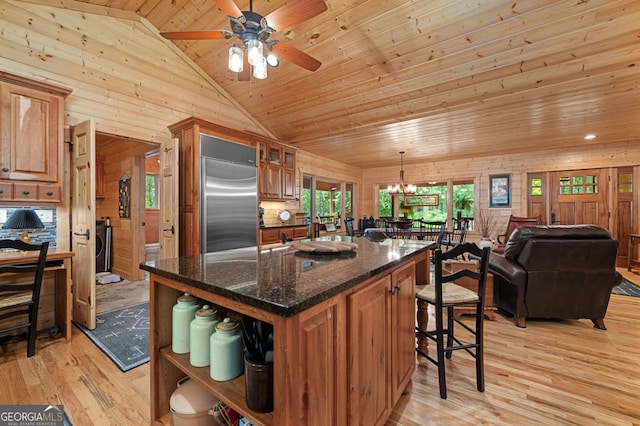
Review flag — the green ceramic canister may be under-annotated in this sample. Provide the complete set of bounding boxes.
[171,293,200,354]
[189,305,220,367]
[210,318,244,381]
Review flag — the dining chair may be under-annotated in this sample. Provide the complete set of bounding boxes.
[415,242,491,399]
[344,218,360,237]
[441,228,467,252]
[417,220,446,248]
[0,239,49,357]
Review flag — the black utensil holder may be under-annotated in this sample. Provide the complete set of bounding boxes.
[244,354,273,413]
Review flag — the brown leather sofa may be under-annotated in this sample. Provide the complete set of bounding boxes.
[488,225,622,329]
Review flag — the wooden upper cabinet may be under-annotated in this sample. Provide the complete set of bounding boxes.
[0,72,70,204]
[258,139,296,201]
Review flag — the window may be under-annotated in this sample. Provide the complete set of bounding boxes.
[377,179,474,229]
[619,171,632,193]
[559,174,598,195]
[145,174,158,208]
[530,178,543,196]
[303,175,356,226]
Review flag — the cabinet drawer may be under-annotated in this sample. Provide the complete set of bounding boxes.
[261,228,281,245]
[0,182,12,200]
[12,183,38,201]
[38,185,61,202]
[293,226,308,239]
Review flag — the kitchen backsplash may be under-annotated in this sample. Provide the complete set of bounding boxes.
[0,207,57,246]
[260,201,306,227]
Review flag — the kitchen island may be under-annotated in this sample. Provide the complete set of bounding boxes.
[141,236,431,426]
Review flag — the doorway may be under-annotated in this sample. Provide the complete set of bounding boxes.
[94,133,159,313]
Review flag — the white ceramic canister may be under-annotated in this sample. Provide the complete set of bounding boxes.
[189,305,220,367]
[210,318,244,381]
[172,293,200,354]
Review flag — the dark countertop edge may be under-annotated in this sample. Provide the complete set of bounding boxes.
[140,246,429,318]
[260,224,307,229]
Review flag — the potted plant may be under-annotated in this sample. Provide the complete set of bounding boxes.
[475,209,496,248]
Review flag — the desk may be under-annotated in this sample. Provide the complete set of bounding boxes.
[628,234,640,272]
[0,248,74,341]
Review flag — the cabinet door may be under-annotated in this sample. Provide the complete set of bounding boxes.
[389,261,416,405]
[283,147,295,169]
[1,83,60,182]
[282,168,295,199]
[265,164,282,199]
[348,275,391,426]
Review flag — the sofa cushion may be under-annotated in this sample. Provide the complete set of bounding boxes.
[503,225,613,260]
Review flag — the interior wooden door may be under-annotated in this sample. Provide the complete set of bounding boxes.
[527,172,547,225]
[549,169,609,228]
[160,138,179,260]
[612,167,635,267]
[71,119,96,329]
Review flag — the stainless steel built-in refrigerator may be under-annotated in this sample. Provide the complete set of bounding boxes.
[200,135,257,253]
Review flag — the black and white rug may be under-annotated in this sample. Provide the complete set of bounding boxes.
[74,303,149,371]
[612,277,640,297]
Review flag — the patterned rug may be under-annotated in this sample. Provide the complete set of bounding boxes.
[612,277,640,297]
[74,303,149,371]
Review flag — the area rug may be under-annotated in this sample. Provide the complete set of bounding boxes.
[612,277,640,297]
[74,303,149,372]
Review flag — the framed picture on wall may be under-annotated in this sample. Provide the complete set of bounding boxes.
[489,174,511,207]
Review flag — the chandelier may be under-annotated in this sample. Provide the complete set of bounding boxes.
[387,151,416,195]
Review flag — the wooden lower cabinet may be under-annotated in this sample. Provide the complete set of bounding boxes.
[149,258,418,425]
[261,226,308,245]
[348,260,416,425]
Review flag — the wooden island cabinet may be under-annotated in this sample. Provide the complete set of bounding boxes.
[142,237,431,425]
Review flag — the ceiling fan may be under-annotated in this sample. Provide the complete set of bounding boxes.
[160,0,327,80]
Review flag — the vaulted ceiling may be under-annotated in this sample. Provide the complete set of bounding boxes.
[74,0,640,168]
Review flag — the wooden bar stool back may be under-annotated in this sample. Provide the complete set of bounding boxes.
[415,242,491,399]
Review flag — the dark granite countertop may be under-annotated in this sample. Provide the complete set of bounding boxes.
[260,223,307,229]
[140,236,431,317]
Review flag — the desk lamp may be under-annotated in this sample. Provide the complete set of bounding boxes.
[2,209,45,243]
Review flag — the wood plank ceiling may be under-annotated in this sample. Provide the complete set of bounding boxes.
[71,0,640,168]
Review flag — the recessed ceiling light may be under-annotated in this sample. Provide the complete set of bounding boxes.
[584,134,597,140]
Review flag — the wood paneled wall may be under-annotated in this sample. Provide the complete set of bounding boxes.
[362,141,640,238]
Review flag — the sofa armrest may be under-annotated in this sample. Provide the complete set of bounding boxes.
[488,252,527,288]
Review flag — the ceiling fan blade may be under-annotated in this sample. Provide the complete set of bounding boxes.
[212,0,242,18]
[160,30,228,40]
[272,42,321,71]
[265,0,328,32]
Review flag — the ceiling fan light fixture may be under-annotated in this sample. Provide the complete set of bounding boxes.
[228,44,244,73]
[253,55,268,79]
[266,52,279,67]
[247,39,263,66]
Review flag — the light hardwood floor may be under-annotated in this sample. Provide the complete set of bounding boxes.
[1,272,639,425]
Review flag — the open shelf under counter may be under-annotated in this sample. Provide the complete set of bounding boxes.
[159,347,273,426]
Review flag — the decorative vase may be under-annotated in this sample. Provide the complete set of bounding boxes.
[478,237,493,249]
